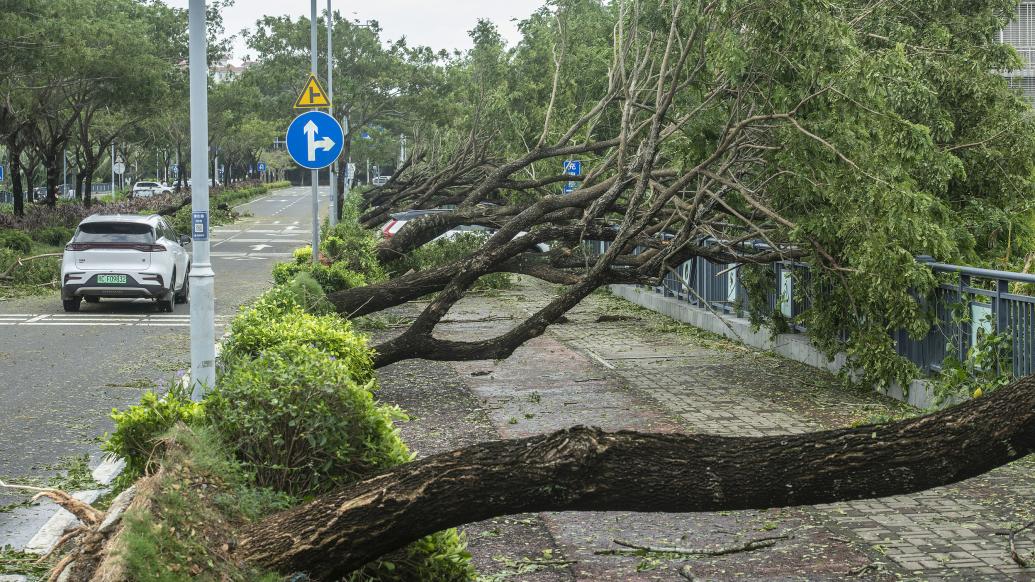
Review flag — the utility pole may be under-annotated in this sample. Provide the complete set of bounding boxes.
[188,0,215,399]
[399,133,406,164]
[110,143,115,197]
[366,157,370,184]
[326,0,337,226]
[309,0,320,264]
[62,146,67,198]
[342,116,351,199]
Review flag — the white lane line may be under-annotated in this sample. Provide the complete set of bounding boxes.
[25,318,127,323]
[24,315,48,323]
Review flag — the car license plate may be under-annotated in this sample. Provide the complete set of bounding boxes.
[97,274,127,284]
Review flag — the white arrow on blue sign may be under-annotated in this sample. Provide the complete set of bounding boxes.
[287,111,344,170]
[562,160,581,193]
[257,162,267,172]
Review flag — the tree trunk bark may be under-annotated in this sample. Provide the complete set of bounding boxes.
[83,160,96,207]
[10,144,24,216]
[238,375,1035,579]
[75,171,86,203]
[44,151,59,207]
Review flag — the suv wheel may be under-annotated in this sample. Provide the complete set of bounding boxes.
[175,267,190,304]
[157,291,175,313]
[63,297,82,312]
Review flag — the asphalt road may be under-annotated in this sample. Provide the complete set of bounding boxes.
[0,186,324,509]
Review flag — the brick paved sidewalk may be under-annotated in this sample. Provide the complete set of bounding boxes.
[376,278,1034,580]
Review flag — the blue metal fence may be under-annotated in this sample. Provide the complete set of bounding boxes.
[589,241,1035,378]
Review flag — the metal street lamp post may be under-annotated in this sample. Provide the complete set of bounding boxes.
[327,0,338,226]
[310,0,321,264]
[188,0,216,399]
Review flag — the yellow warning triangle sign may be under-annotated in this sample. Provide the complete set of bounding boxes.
[294,74,331,108]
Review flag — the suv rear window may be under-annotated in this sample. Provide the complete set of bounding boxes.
[75,223,155,243]
[136,182,159,188]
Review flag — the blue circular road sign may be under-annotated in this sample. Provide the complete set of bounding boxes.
[286,111,344,170]
[257,162,267,172]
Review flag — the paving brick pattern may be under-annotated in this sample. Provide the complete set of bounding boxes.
[539,287,1035,581]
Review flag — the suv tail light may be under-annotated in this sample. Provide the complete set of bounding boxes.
[65,242,165,252]
[141,274,164,286]
[381,220,398,239]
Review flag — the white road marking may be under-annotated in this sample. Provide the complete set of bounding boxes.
[0,313,231,327]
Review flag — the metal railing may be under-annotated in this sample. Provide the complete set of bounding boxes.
[589,241,1035,378]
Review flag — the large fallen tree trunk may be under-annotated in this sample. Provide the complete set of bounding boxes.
[238,375,1035,579]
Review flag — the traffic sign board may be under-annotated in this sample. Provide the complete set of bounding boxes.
[257,162,267,172]
[294,74,331,108]
[0,165,4,182]
[113,162,126,175]
[562,160,581,193]
[286,111,344,170]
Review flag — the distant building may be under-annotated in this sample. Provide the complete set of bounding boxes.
[1003,1,1035,101]
[210,59,253,83]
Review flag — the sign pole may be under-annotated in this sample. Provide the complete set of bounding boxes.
[326,0,338,226]
[111,143,115,197]
[188,0,216,399]
[310,0,320,264]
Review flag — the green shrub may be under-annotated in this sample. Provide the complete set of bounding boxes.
[220,301,373,383]
[282,271,335,314]
[391,232,512,290]
[271,260,303,285]
[257,274,334,315]
[30,226,74,247]
[321,221,386,282]
[348,528,475,581]
[102,380,204,480]
[0,229,32,254]
[209,344,411,495]
[273,246,369,293]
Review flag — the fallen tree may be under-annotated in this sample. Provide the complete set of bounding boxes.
[325,0,1035,388]
[238,374,1035,578]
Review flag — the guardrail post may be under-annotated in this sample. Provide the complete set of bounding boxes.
[996,279,1010,377]
[959,274,970,359]
[996,279,1009,335]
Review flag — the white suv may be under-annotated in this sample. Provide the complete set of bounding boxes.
[61,214,191,312]
[131,181,172,198]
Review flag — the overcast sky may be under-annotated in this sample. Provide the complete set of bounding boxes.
[167,0,546,62]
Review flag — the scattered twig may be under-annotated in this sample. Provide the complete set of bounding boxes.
[595,535,790,558]
[595,314,638,323]
[996,520,1035,567]
[847,563,878,577]
[0,253,62,280]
